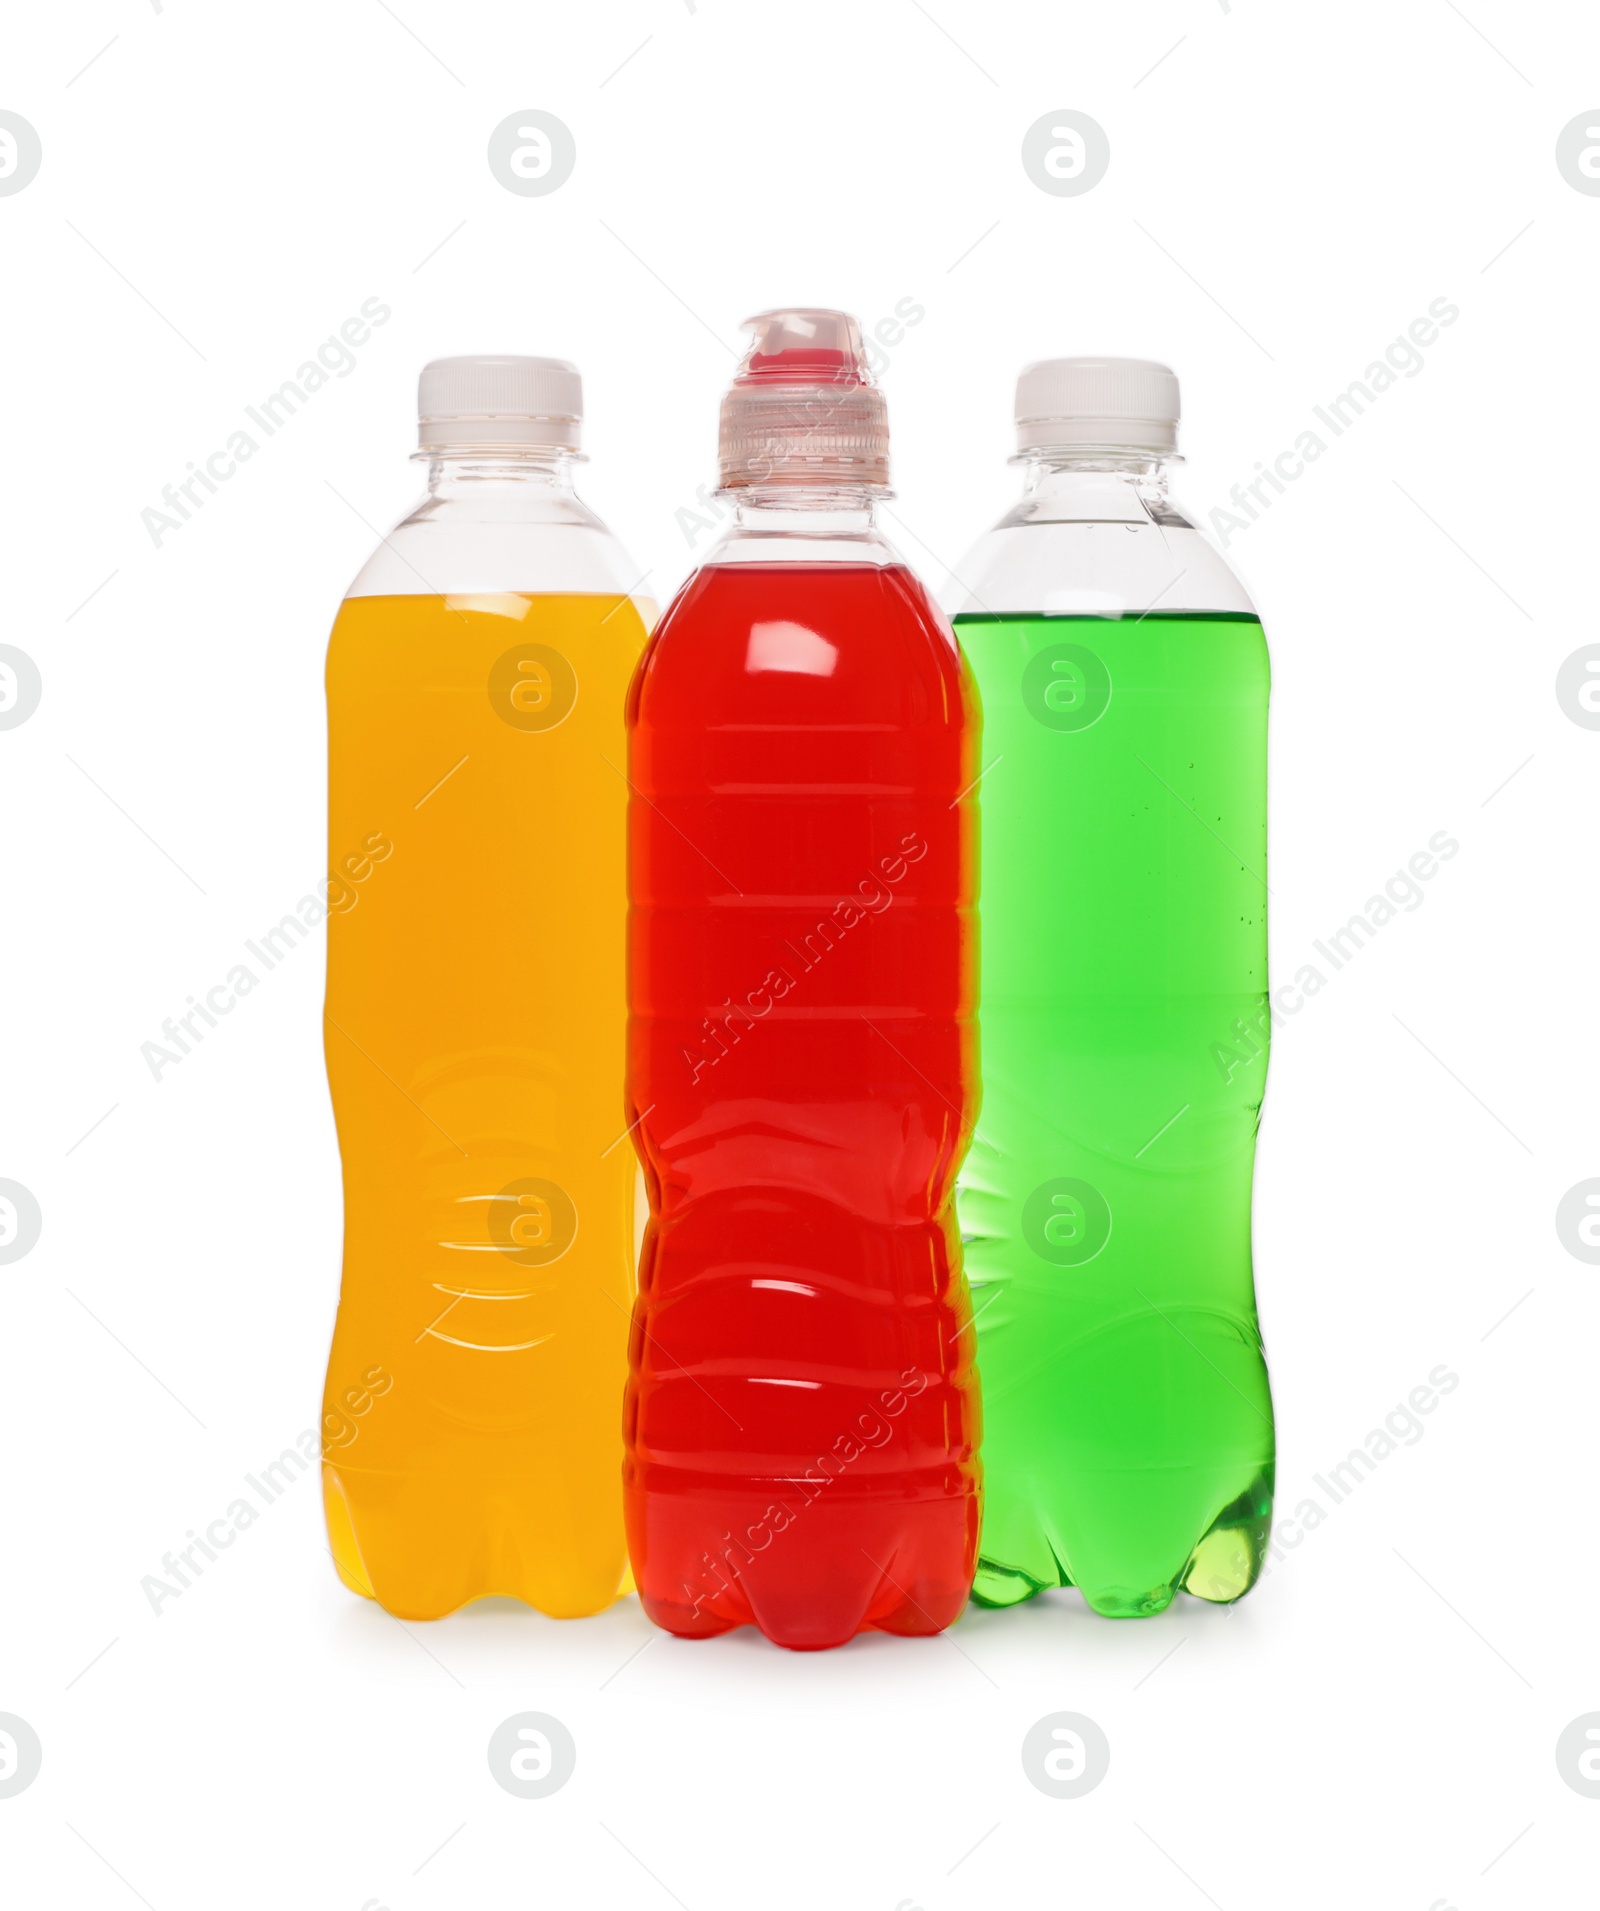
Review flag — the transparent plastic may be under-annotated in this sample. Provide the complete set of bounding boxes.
[947,455,1252,619]
[321,446,654,1618]
[948,451,1274,1617]
[625,484,980,1649]
[346,453,650,602]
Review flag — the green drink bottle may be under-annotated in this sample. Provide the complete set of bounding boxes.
[950,359,1273,1617]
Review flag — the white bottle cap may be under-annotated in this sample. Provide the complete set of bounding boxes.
[1014,356,1179,456]
[417,355,582,454]
[718,309,890,490]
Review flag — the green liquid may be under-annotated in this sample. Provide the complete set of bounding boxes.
[953,611,1274,1617]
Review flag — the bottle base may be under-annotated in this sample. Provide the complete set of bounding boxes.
[323,1466,630,1622]
[973,1475,1273,1619]
[628,1485,979,1651]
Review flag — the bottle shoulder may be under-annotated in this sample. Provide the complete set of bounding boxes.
[944,520,1254,619]
[345,487,648,599]
[942,474,1256,619]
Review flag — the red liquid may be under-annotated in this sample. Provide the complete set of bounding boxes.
[624,560,981,1650]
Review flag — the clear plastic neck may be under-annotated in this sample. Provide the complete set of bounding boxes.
[701,482,899,567]
[1007,451,1180,526]
[730,483,880,532]
[419,449,579,496]
[1022,448,1173,483]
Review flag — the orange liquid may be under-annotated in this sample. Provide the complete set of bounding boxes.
[321,591,652,1618]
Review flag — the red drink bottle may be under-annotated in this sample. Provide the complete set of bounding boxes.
[624,310,980,1649]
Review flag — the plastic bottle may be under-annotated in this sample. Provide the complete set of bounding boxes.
[625,310,980,1650]
[948,357,1274,1617]
[321,356,654,1619]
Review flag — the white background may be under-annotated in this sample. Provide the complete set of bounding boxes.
[2,2,1596,1906]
